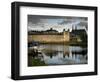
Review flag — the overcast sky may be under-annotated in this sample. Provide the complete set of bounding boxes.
[28,15,88,32]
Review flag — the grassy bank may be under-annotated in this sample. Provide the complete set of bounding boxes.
[39,41,87,47]
[28,56,47,66]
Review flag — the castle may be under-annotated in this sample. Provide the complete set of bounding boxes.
[28,26,87,44]
[28,28,70,44]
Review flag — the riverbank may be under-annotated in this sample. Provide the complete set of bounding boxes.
[39,41,87,47]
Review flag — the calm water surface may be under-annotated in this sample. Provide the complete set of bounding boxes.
[28,44,87,66]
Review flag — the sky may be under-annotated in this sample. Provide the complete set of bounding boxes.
[28,15,88,32]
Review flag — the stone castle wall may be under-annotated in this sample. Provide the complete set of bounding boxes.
[28,32,70,43]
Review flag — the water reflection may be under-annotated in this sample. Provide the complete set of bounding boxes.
[28,44,88,66]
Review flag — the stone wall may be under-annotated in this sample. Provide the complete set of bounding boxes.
[28,32,70,43]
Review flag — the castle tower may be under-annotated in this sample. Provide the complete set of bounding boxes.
[63,29,70,42]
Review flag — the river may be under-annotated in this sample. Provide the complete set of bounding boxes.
[28,44,87,66]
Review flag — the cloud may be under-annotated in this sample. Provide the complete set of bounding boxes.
[58,19,75,25]
[28,15,88,31]
[58,17,87,25]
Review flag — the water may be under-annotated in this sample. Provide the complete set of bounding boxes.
[28,44,87,66]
